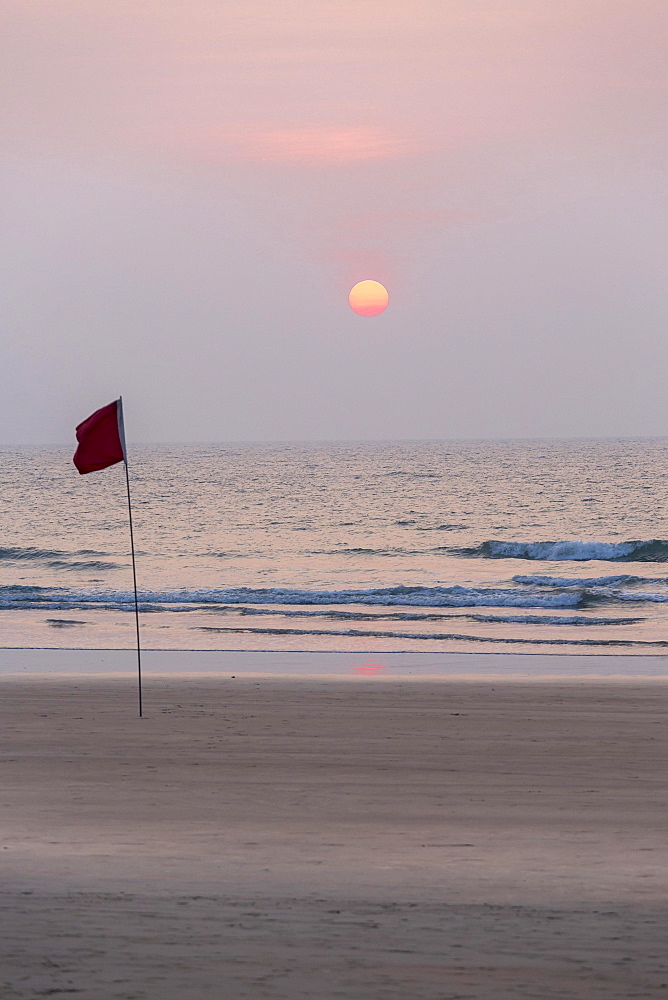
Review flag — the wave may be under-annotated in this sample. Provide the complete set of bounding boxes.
[460,613,639,626]
[0,546,117,570]
[46,559,122,571]
[510,574,668,604]
[0,581,662,614]
[452,540,668,562]
[311,548,426,557]
[415,524,467,531]
[193,625,666,648]
[0,546,67,561]
[611,591,668,604]
[0,583,584,611]
[207,606,639,627]
[45,618,87,627]
[393,520,467,531]
[512,574,654,588]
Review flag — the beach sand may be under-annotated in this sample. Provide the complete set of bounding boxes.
[2,657,668,998]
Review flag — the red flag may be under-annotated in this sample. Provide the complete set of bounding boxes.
[73,399,126,474]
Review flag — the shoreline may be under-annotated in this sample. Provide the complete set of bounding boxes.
[3,645,668,656]
[1,647,667,681]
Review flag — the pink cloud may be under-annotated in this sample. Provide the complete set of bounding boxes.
[197,125,422,165]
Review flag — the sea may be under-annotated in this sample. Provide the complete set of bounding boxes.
[3,439,668,656]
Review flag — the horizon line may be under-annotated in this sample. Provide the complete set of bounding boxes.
[3,435,668,448]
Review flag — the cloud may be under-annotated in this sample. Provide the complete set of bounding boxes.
[196,125,421,165]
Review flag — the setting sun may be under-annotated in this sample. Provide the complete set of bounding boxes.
[348,279,389,317]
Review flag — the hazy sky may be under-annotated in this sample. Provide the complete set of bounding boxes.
[2,1,667,443]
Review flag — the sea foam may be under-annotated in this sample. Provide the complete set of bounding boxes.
[0,583,583,611]
[454,540,668,562]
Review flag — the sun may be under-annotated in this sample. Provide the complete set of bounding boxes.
[349,279,389,317]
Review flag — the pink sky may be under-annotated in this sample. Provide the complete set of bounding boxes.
[5,2,665,160]
[1,1,667,441]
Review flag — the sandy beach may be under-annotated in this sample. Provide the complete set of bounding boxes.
[2,654,668,998]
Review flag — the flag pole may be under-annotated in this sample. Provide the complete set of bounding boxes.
[118,398,143,718]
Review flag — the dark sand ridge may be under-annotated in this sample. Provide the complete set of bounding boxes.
[1,660,668,998]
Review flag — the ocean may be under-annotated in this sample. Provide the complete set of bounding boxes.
[3,439,668,655]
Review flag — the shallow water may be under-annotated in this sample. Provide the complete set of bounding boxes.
[3,439,668,653]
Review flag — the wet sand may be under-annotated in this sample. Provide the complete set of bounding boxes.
[2,664,668,998]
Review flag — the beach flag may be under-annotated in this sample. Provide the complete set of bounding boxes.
[73,399,126,474]
[73,398,143,717]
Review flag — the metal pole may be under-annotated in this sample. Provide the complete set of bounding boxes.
[124,455,143,718]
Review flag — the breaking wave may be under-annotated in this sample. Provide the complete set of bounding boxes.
[3,579,668,613]
[452,540,668,562]
[510,574,668,603]
[0,583,584,611]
